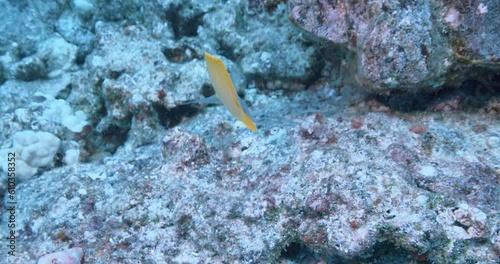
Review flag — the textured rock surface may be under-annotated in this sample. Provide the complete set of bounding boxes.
[289,0,499,92]
[0,1,54,56]
[0,0,498,263]
[2,87,500,263]
[199,3,323,91]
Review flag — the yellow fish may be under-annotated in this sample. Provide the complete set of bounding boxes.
[204,52,257,132]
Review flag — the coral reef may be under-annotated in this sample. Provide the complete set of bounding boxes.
[2,88,499,263]
[0,0,498,263]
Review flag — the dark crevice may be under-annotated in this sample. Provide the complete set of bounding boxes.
[53,151,65,168]
[89,78,107,127]
[371,73,500,112]
[153,103,199,128]
[280,241,306,260]
[162,4,204,39]
[107,69,125,80]
[278,241,325,263]
[362,240,430,263]
[81,120,131,159]
[55,83,73,100]
[161,45,198,63]
[201,83,215,97]
[276,237,436,263]
[217,38,238,61]
[100,123,130,154]
[75,51,87,65]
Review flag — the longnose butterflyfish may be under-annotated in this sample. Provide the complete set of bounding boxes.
[203,52,257,132]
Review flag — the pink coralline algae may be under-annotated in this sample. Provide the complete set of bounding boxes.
[162,127,209,170]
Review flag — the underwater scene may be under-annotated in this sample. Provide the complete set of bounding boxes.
[0,0,499,263]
